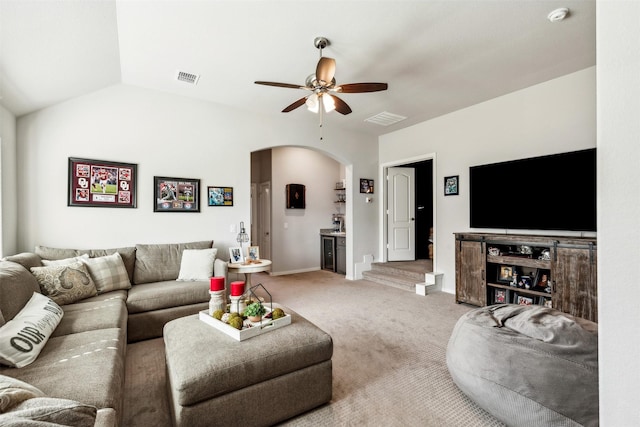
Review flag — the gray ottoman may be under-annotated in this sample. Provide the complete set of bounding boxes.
[163,308,333,427]
[446,304,598,427]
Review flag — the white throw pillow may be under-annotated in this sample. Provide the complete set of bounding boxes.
[0,293,64,368]
[177,248,218,281]
[81,252,131,294]
[41,254,89,266]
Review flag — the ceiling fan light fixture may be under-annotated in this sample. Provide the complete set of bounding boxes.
[322,94,335,113]
[306,93,319,113]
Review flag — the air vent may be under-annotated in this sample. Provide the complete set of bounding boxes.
[364,111,407,126]
[176,71,200,85]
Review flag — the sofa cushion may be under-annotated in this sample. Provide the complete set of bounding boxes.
[2,253,42,272]
[0,397,97,427]
[0,293,64,368]
[126,280,209,314]
[41,254,89,266]
[177,248,218,281]
[0,374,46,412]
[0,261,41,324]
[133,241,213,284]
[81,253,131,294]
[0,328,126,414]
[30,262,97,305]
[53,299,127,337]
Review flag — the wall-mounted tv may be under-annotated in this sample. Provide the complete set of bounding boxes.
[469,148,596,232]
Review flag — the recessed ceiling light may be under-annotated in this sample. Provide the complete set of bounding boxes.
[547,7,569,22]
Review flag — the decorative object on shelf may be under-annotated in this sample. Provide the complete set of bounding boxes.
[229,281,246,314]
[236,221,250,254]
[497,265,516,284]
[335,181,345,190]
[444,175,459,196]
[229,247,244,264]
[207,186,233,206]
[538,249,551,261]
[488,247,501,256]
[244,301,267,322]
[519,245,533,255]
[247,246,260,261]
[286,184,305,209]
[359,178,374,194]
[153,176,200,212]
[68,157,137,208]
[209,289,226,316]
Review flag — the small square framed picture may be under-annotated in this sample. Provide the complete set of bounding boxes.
[444,175,459,196]
[494,289,507,304]
[247,246,260,261]
[229,247,244,264]
[517,295,534,306]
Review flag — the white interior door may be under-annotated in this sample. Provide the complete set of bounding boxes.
[250,183,257,246]
[387,167,415,261]
[258,181,271,260]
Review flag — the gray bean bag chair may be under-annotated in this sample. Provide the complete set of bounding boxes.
[446,304,598,427]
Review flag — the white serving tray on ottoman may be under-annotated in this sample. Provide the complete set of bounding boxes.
[198,303,291,341]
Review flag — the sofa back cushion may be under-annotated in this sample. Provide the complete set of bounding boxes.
[0,261,41,324]
[35,245,136,282]
[133,241,213,284]
[2,253,42,272]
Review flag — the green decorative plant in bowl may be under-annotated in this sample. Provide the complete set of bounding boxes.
[244,302,267,322]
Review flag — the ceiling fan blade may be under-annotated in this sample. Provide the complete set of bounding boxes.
[316,57,336,85]
[255,81,305,89]
[336,82,388,93]
[330,95,352,115]
[282,97,307,113]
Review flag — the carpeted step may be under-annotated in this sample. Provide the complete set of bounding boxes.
[370,262,426,282]
[362,270,420,292]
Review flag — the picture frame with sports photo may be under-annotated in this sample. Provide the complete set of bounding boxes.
[68,157,137,208]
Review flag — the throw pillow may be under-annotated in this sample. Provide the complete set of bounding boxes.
[0,375,46,412]
[0,397,96,427]
[30,262,97,305]
[41,254,89,266]
[0,293,64,368]
[177,248,218,281]
[81,253,131,294]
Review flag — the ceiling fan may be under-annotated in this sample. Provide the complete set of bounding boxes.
[255,37,388,119]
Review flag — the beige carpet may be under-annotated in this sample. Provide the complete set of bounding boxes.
[123,270,505,426]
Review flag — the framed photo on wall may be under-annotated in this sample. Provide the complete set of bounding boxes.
[444,175,459,196]
[68,157,137,208]
[208,186,233,206]
[286,184,305,209]
[154,176,200,212]
[360,179,374,194]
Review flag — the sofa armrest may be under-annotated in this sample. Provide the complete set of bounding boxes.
[213,258,228,282]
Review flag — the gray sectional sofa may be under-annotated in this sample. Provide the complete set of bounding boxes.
[0,240,227,426]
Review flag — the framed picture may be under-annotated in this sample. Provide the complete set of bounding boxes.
[360,178,374,194]
[533,269,552,292]
[286,184,305,209]
[494,289,507,304]
[444,175,459,196]
[247,246,260,261]
[517,295,534,306]
[68,157,137,208]
[207,186,233,206]
[497,265,516,284]
[154,176,200,212]
[229,247,244,264]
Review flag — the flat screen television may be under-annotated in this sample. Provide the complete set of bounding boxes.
[469,148,596,232]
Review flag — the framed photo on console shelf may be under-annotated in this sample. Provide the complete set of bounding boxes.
[497,265,516,284]
[494,289,507,304]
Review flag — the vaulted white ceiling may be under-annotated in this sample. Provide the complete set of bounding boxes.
[0,0,596,137]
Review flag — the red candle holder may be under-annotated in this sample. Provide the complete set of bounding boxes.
[210,277,225,292]
[230,281,245,296]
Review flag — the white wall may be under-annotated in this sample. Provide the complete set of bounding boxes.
[15,84,378,278]
[0,105,17,256]
[271,146,340,274]
[597,1,640,424]
[379,67,596,293]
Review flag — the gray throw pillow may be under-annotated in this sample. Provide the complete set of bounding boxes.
[30,262,97,305]
[0,397,96,427]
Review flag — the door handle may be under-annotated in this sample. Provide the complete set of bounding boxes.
[411,218,415,221]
